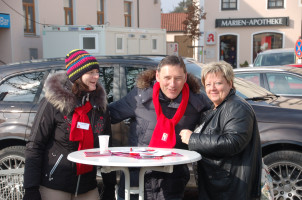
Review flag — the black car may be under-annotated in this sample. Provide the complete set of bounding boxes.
[1,56,302,199]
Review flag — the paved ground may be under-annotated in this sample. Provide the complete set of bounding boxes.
[183,188,198,200]
[97,176,199,200]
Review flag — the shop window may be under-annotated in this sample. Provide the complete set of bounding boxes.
[23,0,36,35]
[97,0,104,25]
[268,0,284,8]
[252,32,283,61]
[219,35,237,68]
[64,0,73,25]
[124,1,132,27]
[221,0,237,10]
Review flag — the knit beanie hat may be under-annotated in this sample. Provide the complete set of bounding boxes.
[65,49,100,83]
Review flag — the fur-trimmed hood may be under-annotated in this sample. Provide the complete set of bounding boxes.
[44,72,107,114]
[136,69,201,94]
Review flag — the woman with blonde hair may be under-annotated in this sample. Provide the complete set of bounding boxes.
[180,61,262,200]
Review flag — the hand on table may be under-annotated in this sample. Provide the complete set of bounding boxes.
[179,129,193,145]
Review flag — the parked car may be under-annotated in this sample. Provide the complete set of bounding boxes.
[234,66,302,98]
[252,48,296,67]
[288,63,302,68]
[1,56,302,199]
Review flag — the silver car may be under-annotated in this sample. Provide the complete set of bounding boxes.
[234,66,302,99]
[252,48,296,67]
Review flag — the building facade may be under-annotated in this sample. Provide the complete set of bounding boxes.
[161,13,194,58]
[199,0,302,67]
[0,0,161,65]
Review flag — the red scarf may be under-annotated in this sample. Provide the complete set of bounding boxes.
[149,82,189,148]
[70,101,94,175]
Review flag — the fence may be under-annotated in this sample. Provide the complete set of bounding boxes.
[0,168,24,200]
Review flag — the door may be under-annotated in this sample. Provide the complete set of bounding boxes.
[219,35,238,68]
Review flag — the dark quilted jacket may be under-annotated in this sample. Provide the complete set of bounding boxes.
[109,69,211,199]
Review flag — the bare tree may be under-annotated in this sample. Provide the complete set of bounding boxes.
[182,1,206,42]
[182,1,206,60]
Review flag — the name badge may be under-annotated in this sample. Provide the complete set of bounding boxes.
[161,133,168,141]
[77,122,90,130]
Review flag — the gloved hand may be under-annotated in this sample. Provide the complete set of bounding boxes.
[23,186,41,200]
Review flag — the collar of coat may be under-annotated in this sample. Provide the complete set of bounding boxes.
[135,69,208,112]
[44,72,107,114]
[213,88,236,110]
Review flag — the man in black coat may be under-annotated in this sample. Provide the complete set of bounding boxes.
[109,55,211,200]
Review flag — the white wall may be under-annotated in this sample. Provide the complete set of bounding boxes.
[0,0,162,64]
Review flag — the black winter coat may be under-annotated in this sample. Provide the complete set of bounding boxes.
[24,72,116,195]
[189,89,262,200]
[109,69,211,199]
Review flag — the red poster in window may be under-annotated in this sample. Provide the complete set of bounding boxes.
[261,36,272,50]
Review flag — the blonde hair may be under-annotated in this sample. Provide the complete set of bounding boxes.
[201,61,235,89]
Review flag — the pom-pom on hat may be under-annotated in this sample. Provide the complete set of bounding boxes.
[65,49,99,83]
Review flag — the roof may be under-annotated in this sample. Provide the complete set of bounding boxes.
[258,48,294,55]
[234,66,302,75]
[161,13,187,32]
[0,55,197,80]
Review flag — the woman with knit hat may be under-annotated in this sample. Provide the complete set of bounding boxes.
[23,49,116,200]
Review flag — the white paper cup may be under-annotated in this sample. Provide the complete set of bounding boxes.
[98,135,110,154]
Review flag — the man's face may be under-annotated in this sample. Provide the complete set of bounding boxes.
[156,65,187,99]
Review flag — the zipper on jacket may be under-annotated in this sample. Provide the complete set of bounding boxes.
[49,154,63,181]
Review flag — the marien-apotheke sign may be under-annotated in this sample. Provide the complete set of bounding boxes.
[216,17,289,28]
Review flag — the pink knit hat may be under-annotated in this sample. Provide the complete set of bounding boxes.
[65,49,99,82]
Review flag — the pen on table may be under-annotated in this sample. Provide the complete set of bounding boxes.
[140,156,163,159]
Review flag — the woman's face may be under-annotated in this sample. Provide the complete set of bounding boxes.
[81,69,99,91]
[204,71,232,108]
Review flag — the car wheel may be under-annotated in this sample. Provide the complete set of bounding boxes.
[0,146,26,199]
[0,146,25,170]
[263,150,302,200]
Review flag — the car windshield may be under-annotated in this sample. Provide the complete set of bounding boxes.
[254,52,295,66]
[234,78,275,99]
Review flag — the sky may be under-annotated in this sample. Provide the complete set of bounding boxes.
[161,0,183,13]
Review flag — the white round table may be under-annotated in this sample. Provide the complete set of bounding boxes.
[67,147,201,200]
